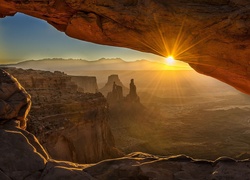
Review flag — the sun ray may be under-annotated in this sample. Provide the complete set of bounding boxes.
[165,56,175,65]
[172,18,187,57]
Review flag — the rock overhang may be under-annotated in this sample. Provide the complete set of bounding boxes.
[1,0,250,94]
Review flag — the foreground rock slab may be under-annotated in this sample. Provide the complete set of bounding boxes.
[1,128,250,180]
[0,69,249,179]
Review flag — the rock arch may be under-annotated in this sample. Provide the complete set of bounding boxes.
[1,0,250,93]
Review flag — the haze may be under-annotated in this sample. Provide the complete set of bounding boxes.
[0,13,190,70]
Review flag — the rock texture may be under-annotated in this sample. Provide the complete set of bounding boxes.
[107,78,140,104]
[3,67,122,164]
[126,79,140,103]
[1,1,250,94]
[0,69,31,129]
[100,74,128,96]
[107,82,124,103]
[2,66,250,179]
[0,126,48,180]
[71,76,98,93]
[2,131,250,180]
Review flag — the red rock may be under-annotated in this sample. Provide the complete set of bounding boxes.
[3,68,123,164]
[1,1,250,93]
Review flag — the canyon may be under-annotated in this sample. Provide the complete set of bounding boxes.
[2,67,122,164]
[2,0,250,179]
[1,67,250,179]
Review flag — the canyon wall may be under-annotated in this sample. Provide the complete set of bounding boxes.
[100,74,129,96]
[1,68,250,179]
[3,67,122,163]
[71,75,98,93]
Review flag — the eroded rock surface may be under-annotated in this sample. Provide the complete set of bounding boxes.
[1,131,250,180]
[0,69,31,129]
[71,76,98,93]
[126,79,140,103]
[100,74,129,97]
[3,67,122,164]
[1,1,250,94]
[2,61,250,179]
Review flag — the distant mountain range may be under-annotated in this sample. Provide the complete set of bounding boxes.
[4,58,192,72]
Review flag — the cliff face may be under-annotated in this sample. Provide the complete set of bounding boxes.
[100,74,129,96]
[3,67,122,163]
[106,77,140,104]
[1,1,250,94]
[2,125,250,180]
[71,76,98,93]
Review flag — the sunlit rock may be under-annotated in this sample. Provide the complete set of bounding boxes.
[0,68,250,179]
[0,69,31,129]
[100,74,128,96]
[1,1,250,93]
[125,79,140,103]
[107,82,124,103]
[3,67,123,164]
[71,76,98,93]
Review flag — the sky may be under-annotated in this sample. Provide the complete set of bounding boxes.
[0,13,191,69]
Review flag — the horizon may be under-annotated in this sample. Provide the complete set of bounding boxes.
[0,13,191,70]
[6,57,193,71]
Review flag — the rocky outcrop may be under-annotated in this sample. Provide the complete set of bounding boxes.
[2,64,250,179]
[106,77,140,104]
[0,126,48,180]
[2,67,122,164]
[125,79,140,103]
[2,131,250,180]
[105,76,140,104]
[100,74,128,96]
[71,76,98,93]
[0,69,31,129]
[107,82,124,103]
[1,1,250,94]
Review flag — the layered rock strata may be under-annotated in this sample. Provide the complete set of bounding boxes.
[106,77,140,104]
[2,67,122,164]
[1,66,250,179]
[100,74,128,96]
[2,128,250,180]
[1,1,250,94]
[107,82,124,103]
[71,76,98,93]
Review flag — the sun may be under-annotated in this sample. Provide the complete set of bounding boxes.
[165,56,175,65]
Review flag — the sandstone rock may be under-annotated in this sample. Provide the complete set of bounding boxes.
[1,1,250,94]
[44,111,123,163]
[107,78,140,104]
[0,170,11,180]
[0,69,31,129]
[3,68,122,164]
[0,129,250,180]
[125,79,140,103]
[41,161,93,180]
[107,82,124,103]
[100,74,128,96]
[82,153,250,180]
[71,76,98,93]
[0,129,47,179]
